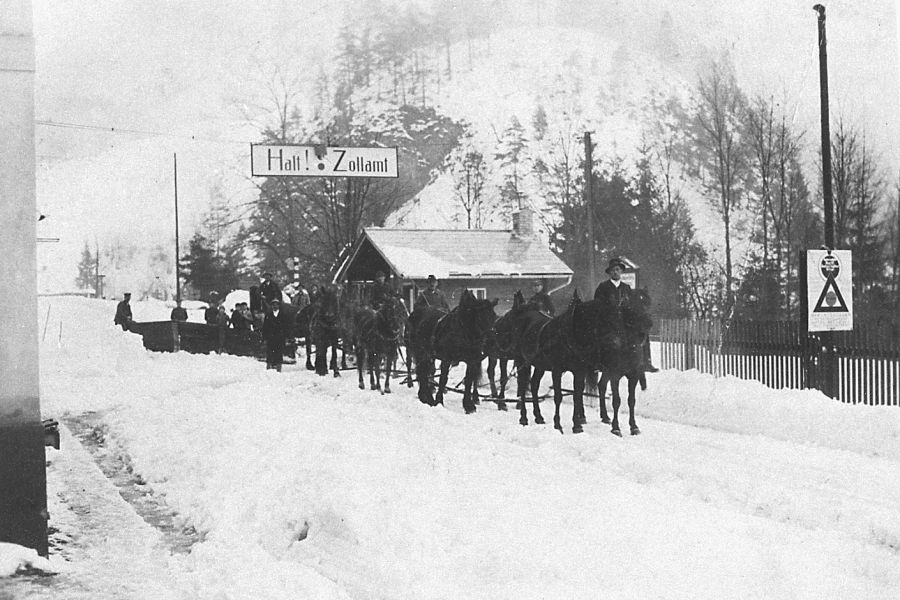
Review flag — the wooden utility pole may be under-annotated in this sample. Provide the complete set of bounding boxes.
[174,153,182,306]
[813,3,838,399]
[584,132,597,294]
[0,0,49,556]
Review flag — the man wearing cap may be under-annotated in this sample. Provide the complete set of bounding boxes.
[259,271,282,307]
[261,298,289,371]
[593,257,658,373]
[528,279,555,316]
[369,270,393,309]
[415,275,450,311]
[114,292,133,331]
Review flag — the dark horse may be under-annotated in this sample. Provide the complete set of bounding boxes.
[311,285,343,377]
[518,291,614,434]
[296,302,316,370]
[353,295,407,394]
[409,290,498,414]
[594,288,654,436]
[492,291,551,426]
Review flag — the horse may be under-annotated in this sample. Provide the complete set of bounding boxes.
[519,291,615,434]
[594,288,654,436]
[492,291,552,425]
[311,285,343,377]
[409,290,498,414]
[353,295,407,394]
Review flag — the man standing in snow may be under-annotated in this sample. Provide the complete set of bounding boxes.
[114,292,133,331]
[262,298,289,371]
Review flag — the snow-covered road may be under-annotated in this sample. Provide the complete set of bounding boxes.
[3,296,899,599]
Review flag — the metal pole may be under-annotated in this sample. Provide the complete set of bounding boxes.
[174,153,182,305]
[814,4,835,249]
[0,0,48,556]
[584,132,597,294]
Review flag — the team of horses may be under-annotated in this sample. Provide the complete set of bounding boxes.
[289,283,654,436]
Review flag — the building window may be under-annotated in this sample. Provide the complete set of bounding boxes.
[469,288,487,300]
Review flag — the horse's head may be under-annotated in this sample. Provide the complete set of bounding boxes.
[376,295,407,339]
[457,289,499,341]
[494,290,546,354]
[316,285,340,326]
[622,289,653,337]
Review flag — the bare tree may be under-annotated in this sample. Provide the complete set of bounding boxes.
[692,57,749,312]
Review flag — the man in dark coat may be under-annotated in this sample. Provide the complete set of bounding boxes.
[593,257,658,372]
[528,279,555,316]
[262,298,290,371]
[415,274,450,311]
[114,292,133,331]
[170,303,188,322]
[204,292,220,325]
[593,257,631,309]
[259,272,282,306]
[369,270,393,308]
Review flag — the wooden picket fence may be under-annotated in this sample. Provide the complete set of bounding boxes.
[658,318,900,406]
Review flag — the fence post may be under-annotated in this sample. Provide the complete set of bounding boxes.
[684,320,695,370]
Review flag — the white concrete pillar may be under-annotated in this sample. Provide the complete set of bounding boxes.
[0,0,48,556]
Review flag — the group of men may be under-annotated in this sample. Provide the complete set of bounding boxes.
[114,257,656,373]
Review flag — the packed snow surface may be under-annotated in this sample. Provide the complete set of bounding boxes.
[3,296,900,599]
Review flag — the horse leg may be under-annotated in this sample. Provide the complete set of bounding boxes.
[331,342,340,377]
[463,361,477,414]
[628,375,640,435]
[517,362,530,425]
[435,361,449,406]
[610,375,623,437]
[572,373,585,434]
[499,359,508,400]
[416,355,434,405]
[356,346,366,389]
[551,370,563,433]
[306,337,315,370]
[487,355,498,398]
[315,343,327,376]
[531,368,545,425]
[598,372,611,424]
[383,349,394,394]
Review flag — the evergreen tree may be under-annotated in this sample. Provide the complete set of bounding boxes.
[75,241,96,292]
[495,116,528,212]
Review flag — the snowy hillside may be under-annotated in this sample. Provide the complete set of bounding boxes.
[30,1,899,294]
[3,294,898,598]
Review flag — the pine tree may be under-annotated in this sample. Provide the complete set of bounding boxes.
[75,241,96,292]
[495,116,528,212]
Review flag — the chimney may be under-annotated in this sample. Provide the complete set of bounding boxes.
[511,207,535,238]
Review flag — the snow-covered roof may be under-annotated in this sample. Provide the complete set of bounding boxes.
[338,228,573,281]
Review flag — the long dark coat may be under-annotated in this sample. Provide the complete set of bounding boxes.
[593,279,632,310]
[114,300,132,330]
[262,308,291,368]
